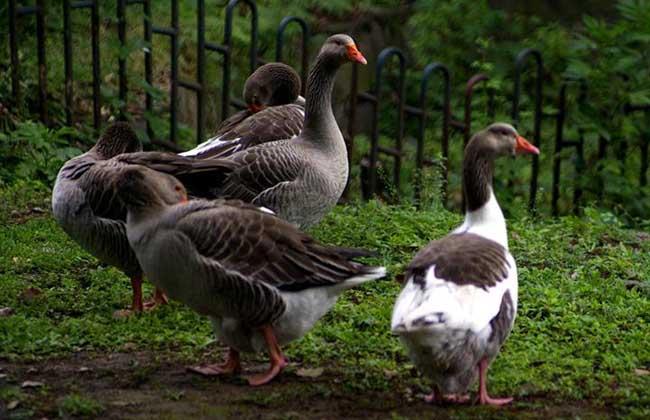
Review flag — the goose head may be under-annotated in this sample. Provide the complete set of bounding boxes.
[114,166,188,211]
[243,63,301,113]
[473,122,539,157]
[93,122,143,160]
[318,34,367,67]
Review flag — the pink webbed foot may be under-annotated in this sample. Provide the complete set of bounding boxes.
[245,325,287,386]
[477,357,513,406]
[188,348,241,376]
[424,389,470,405]
[143,288,169,310]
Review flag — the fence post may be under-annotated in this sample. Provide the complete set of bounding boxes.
[512,48,543,214]
[276,16,310,96]
[368,47,406,200]
[118,0,127,119]
[415,63,451,206]
[221,0,258,121]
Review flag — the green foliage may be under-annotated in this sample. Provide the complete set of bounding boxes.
[1,0,649,220]
[58,394,104,418]
[0,187,648,414]
[0,121,82,185]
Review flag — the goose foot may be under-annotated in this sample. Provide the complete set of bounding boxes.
[476,357,513,406]
[188,348,241,376]
[424,387,470,404]
[113,276,145,318]
[144,288,169,310]
[246,325,287,386]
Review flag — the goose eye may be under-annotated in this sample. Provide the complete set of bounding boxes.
[174,185,182,192]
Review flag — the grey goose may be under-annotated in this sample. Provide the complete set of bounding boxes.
[391,123,539,405]
[184,34,367,229]
[51,122,228,316]
[113,165,386,386]
[182,63,305,159]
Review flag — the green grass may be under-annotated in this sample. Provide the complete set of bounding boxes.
[0,183,649,416]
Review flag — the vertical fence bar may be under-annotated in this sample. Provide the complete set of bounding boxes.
[552,84,566,217]
[641,136,649,187]
[91,0,101,131]
[463,74,489,146]
[196,0,206,144]
[221,0,258,121]
[512,48,543,213]
[170,0,179,143]
[368,47,406,199]
[9,0,20,108]
[415,63,451,206]
[63,0,73,126]
[118,0,128,119]
[344,63,359,199]
[35,0,48,124]
[276,16,310,96]
[143,0,153,140]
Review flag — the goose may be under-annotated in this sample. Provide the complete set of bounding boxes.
[186,34,367,229]
[391,123,539,406]
[181,63,305,159]
[113,165,386,386]
[51,122,228,316]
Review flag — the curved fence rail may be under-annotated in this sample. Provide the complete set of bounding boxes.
[4,0,649,216]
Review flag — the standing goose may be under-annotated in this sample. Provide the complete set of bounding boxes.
[188,34,367,229]
[181,63,305,159]
[114,165,386,386]
[391,123,539,405]
[51,122,228,316]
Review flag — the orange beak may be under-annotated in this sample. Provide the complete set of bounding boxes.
[515,135,540,155]
[248,103,265,113]
[346,43,367,65]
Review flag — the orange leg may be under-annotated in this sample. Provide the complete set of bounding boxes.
[130,275,144,312]
[188,348,241,376]
[144,287,169,310]
[246,325,287,386]
[477,357,513,406]
[113,275,145,318]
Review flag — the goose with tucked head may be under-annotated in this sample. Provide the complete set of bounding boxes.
[51,122,233,317]
[181,62,304,159]
[391,122,539,406]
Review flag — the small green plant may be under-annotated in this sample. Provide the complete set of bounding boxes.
[0,121,83,185]
[58,394,104,418]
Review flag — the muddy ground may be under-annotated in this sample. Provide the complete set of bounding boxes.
[0,350,613,419]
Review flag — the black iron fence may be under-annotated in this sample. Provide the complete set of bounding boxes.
[5,0,650,215]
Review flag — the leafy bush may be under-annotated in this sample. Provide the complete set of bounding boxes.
[0,121,82,185]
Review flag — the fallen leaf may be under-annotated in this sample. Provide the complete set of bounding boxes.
[634,368,650,376]
[0,374,8,380]
[296,367,324,378]
[383,369,398,378]
[31,207,45,214]
[20,287,42,302]
[27,367,38,374]
[78,366,91,372]
[21,380,44,388]
[0,307,14,317]
[7,400,19,410]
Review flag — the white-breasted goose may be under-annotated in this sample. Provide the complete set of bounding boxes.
[181,63,304,159]
[51,122,230,316]
[184,34,367,229]
[113,165,386,386]
[391,122,539,406]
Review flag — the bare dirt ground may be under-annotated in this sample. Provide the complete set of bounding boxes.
[0,351,613,419]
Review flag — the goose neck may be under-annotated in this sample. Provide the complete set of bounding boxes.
[302,55,340,138]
